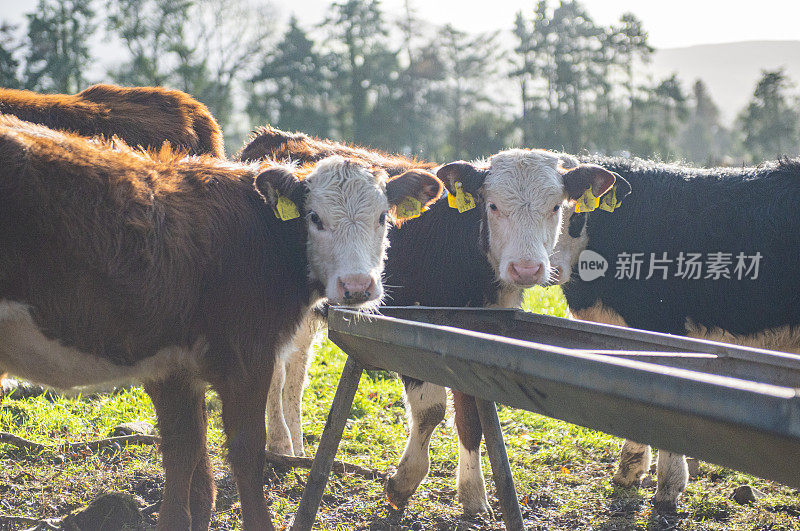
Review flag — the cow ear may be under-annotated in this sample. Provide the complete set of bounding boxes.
[254,166,306,217]
[436,161,487,195]
[562,164,618,200]
[386,169,443,210]
[613,174,632,201]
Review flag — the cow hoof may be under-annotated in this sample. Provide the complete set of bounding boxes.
[612,472,641,488]
[266,440,294,457]
[462,498,491,516]
[653,497,679,514]
[385,475,414,510]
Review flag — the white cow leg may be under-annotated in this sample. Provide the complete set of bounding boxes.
[282,326,319,457]
[265,353,293,455]
[654,450,688,514]
[453,390,490,515]
[612,440,652,487]
[386,379,446,509]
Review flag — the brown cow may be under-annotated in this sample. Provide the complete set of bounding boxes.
[239,126,619,515]
[0,84,224,399]
[0,115,442,530]
[0,84,225,157]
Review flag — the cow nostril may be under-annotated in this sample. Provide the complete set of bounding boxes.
[344,290,351,299]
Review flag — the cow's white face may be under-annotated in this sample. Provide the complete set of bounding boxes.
[255,156,443,308]
[437,149,619,289]
[302,156,390,307]
[484,150,566,287]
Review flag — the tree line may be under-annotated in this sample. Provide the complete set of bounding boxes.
[1,0,798,164]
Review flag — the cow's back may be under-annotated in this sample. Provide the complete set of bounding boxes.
[0,84,224,157]
[563,157,800,336]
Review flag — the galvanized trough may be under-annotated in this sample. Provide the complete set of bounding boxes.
[293,307,800,530]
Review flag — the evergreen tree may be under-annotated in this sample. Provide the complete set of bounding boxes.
[608,13,653,145]
[393,1,444,157]
[680,79,727,164]
[248,17,332,137]
[105,0,192,86]
[738,68,799,161]
[24,0,96,93]
[0,22,22,89]
[438,23,503,159]
[322,0,399,144]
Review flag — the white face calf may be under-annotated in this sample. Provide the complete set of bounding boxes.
[257,156,442,306]
[437,149,620,288]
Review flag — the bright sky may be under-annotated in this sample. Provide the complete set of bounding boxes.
[2,0,799,49]
[279,0,800,49]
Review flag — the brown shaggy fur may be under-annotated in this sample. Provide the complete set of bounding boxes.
[0,115,314,530]
[0,84,224,157]
[237,125,435,175]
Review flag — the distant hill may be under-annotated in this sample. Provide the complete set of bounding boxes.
[648,41,800,125]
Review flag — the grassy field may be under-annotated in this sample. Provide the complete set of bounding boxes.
[0,286,798,529]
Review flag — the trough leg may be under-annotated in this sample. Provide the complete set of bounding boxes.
[474,399,524,531]
[292,356,364,531]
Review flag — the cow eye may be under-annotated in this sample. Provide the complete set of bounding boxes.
[488,203,498,211]
[553,204,561,212]
[309,211,324,230]
[379,212,387,225]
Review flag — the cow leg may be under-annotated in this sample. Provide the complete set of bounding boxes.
[145,373,214,531]
[188,401,215,531]
[386,377,446,509]
[217,374,274,531]
[266,356,293,455]
[453,390,490,515]
[612,440,652,487]
[282,335,314,457]
[654,450,688,514]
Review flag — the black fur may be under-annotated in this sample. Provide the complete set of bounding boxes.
[562,156,800,335]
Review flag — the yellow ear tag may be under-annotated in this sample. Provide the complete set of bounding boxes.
[598,185,617,212]
[598,184,624,212]
[395,196,423,219]
[447,182,476,213]
[273,194,300,221]
[574,187,600,213]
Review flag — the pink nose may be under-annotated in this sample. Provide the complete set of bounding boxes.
[337,274,376,303]
[507,261,544,286]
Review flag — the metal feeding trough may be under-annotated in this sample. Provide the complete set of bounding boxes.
[292,307,800,530]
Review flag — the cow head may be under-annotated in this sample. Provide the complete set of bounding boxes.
[550,169,631,283]
[256,155,442,307]
[438,149,619,288]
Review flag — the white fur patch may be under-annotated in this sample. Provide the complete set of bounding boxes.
[303,156,390,306]
[456,442,490,514]
[483,149,568,287]
[0,300,206,391]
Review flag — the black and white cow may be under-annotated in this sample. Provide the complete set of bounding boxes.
[551,155,800,512]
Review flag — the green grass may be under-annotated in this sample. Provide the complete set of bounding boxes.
[1,285,798,529]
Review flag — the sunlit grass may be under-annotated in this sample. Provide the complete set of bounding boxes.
[0,285,797,529]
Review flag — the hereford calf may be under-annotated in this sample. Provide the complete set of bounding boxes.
[239,127,620,514]
[0,83,224,157]
[0,115,441,530]
[551,155,800,512]
[0,84,224,399]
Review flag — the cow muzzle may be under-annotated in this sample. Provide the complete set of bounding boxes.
[507,260,545,287]
[335,274,378,305]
